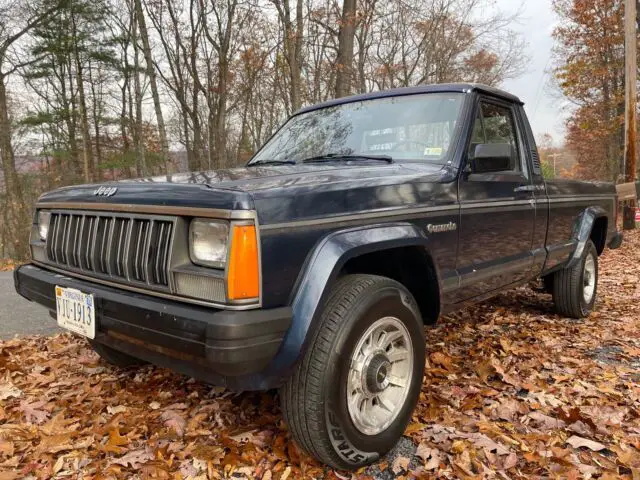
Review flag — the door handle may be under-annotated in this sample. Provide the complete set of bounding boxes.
[514,184,536,193]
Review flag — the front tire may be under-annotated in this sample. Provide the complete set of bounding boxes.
[280,275,425,470]
[552,240,599,318]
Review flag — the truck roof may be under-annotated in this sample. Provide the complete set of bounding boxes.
[295,83,523,116]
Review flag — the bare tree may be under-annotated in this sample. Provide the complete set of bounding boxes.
[334,0,356,97]
[271,0,304,113]
[134,0,169,167]
[0,0,64,259]
[131,0,147,176]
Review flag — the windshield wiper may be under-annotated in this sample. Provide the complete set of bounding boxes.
[302,153,393,164]
[248,159,297,166]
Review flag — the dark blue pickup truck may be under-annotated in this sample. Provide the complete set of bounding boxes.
[14,83,622,469]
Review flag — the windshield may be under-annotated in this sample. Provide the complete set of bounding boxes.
[249,93,464,165]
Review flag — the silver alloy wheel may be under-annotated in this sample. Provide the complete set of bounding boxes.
[583,254,596,304]
[347,316,414,436]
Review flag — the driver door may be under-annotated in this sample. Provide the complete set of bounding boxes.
[455,98,536,301]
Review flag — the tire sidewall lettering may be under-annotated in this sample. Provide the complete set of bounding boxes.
[325,408,375,465]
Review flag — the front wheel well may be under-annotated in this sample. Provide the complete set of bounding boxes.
[339,246,440,324]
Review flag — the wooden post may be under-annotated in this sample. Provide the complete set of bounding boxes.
[623,0,637,230]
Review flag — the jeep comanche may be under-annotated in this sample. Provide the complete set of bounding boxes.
[14,83,623,469]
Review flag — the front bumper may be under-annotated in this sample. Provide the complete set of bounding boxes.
[14,264,292,390]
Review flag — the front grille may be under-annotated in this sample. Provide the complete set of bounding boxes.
[45,212,174,288]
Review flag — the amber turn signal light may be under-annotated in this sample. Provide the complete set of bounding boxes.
[227,225,260,300]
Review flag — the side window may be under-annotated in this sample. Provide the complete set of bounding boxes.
[479,102,521,172]
[468,101,522,172]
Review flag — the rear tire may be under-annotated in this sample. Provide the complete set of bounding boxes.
[90,342,146,368]
[279,274,425,470]
[552,240,598,319]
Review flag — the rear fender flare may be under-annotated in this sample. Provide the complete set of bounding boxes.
[566,206,608,268]
[263,222,438,375]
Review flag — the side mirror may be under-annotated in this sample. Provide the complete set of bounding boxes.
[470,143,512,173]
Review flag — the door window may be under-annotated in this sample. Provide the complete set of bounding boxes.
[468,102,522,172]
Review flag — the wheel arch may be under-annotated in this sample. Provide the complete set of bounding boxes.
[263,223,441,376]
[339,245,440,325]
[567,206,609,268]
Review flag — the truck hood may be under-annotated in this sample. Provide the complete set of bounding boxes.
[133,162,444,191]
[39,162,451,225]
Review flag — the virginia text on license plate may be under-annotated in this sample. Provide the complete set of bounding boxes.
[55,286,96,339]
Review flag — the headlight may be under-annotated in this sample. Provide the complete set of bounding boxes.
[189,219,229,268]
[38,211,51,241]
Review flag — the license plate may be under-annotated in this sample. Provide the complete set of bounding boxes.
[55,286,96,339]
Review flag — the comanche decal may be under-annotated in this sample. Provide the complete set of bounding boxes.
[426,222,457,234]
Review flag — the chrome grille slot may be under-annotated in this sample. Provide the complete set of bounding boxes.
[81,216,97,270]
[130,219,151,283]
[45,211,175,289]
[109,217,130,278]
[151,221,173,286]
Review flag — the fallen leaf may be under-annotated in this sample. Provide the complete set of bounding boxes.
[502,452,518,470]
[460,432,510,455]
[53,455,65,474]
[107,428,129,448]
[416,443,441,470]
[36,433,73,454]
[111,448,154,468]
[392,455,410,474]
[107,405,127,415]
[18,399,49,424]
[566,435,607,451]
[161,409,186,437]
[527,411,566,430]
[0,383,21,401]
[404,422,426,435]
[0,441,14,457]
[0,471,19,480]
[230,429,256,443]
[415,442,432,462]
[430,352,454,371]
[280,466,292,480]
[494,399,522,421]
[41,412,77,436]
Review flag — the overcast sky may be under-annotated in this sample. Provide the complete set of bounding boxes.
[496,0,570,145]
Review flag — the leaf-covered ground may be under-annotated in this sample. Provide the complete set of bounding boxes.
[1,231,639,479]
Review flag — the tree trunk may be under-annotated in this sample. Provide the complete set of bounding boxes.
[335,0,357,98]
[63,57,81,176]
[0,76,28,259]
[71,13,95,183]
[291,0,303,110]
[89,61,103,180]
[274,0,303,112]
[215,57,228,169]
[132,10,147,176]
[134,0,169,167]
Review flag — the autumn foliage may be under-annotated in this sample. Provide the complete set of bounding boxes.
[1,231,639,478]
[553,0,629,181]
